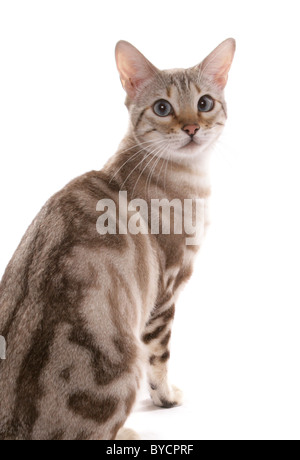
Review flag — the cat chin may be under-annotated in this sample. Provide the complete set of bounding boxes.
[160,141,212,166]
[179,140,203,153]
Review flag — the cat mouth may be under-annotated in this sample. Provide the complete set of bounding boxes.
[180,139,201,151]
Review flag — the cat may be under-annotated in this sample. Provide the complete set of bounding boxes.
[0,38,235,440]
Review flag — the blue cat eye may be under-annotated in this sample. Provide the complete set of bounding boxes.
[153,100,173,117]
[198,95,215,113]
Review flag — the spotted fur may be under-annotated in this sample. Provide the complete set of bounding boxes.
[0,39,235,440]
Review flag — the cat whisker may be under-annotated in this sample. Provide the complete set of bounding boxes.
[159,143,173,194]
[120,140,167,191]
[147,143,171,196]
[109,139,166,184]
[163,147,173,193]
[146,147,167,196]
[119,138,165,155]
[154,146,169,194]
[131,143,169,198]
[132,153,159,199]
[150,140,178,195]
[120,151,153,191]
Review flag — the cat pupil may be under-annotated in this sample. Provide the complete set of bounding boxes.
[198,95,214,112]
[153,100,172,117]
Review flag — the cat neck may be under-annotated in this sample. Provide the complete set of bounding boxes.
[106,134,212,202]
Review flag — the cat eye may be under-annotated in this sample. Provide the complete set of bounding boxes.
[198,95,215,113]
[153,100,173,117]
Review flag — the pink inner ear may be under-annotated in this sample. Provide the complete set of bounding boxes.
[205,57,233,89]
[200,39,235,89]
[124,77,142,97]
[215,63,231,88]
[116,41,158,99]
[122,76,146,99]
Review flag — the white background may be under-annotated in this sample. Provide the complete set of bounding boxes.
[0,0,300,440]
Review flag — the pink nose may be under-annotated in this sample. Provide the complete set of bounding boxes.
[182,124,200,137]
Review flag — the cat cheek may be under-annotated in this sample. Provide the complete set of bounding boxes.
[140,118,170,137]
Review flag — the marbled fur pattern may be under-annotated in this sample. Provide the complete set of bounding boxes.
[0,39,235,440]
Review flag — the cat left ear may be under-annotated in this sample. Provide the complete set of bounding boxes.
[198,38,236,89]
[115,41,158,99]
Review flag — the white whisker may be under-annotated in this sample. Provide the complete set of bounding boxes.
[146,149,166,196]
[148,143,171,196]
[109,139,166,184]
[131,143,169,197]
[120,140,167,192]
[163,147,172,193]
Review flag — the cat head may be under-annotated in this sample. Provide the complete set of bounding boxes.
[115,39,235,164]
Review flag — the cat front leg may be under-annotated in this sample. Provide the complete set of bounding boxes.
[142,304,183,408]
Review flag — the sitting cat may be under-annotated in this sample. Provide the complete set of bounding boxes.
[0,38,235,440]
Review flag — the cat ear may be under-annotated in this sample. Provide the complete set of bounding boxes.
[198,38,236,89]
[115,41,158,99]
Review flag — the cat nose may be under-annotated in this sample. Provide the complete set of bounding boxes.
[182,124,200,137]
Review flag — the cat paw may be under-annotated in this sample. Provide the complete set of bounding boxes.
[151,384,184,408]
[116,427,141,440]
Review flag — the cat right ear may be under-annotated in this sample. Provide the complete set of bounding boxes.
[197,38,236,89]
[115,41,158,99]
